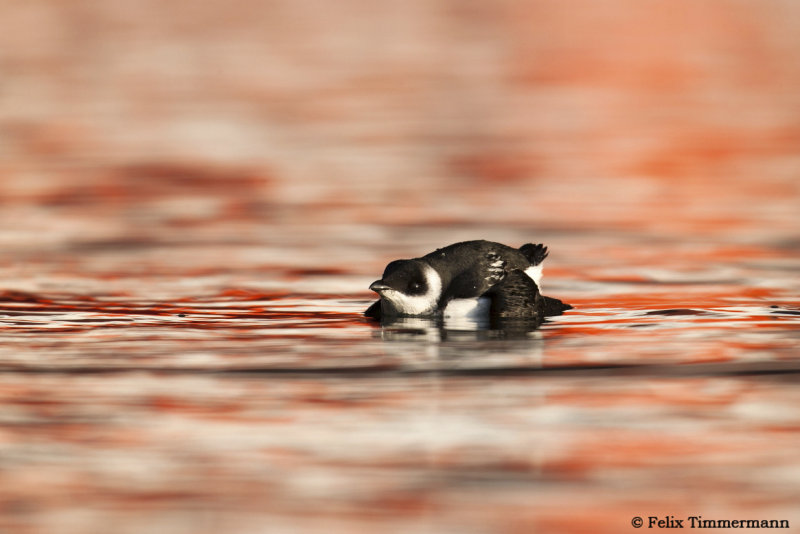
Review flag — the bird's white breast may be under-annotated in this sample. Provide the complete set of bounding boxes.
[442,297,492,329]
[443,296,491,319]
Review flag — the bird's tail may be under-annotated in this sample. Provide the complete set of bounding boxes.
[519,243,549,265]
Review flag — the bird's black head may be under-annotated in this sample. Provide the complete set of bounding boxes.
[368,259,442,317]
[371,259,429,296]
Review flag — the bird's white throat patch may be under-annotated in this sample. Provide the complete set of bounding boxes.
[379,264,442,317]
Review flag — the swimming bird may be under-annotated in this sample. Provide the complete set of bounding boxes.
[364,240,571,323]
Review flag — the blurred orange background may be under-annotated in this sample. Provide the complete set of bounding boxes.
[1,3,799,534]
[1,1,798,235]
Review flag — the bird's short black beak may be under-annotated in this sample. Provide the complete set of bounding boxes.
[369,280,391,294]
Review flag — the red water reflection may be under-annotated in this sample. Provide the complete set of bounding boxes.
[1,1,800,533]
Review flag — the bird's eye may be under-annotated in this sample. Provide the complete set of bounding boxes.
[409,281,423,293]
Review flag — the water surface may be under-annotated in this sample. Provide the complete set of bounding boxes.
[1,1,800,533]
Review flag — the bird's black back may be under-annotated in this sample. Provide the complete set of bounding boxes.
[422,240,534,302]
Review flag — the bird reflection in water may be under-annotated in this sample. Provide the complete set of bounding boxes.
[373,314,547,341]
[367,314,553,372]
